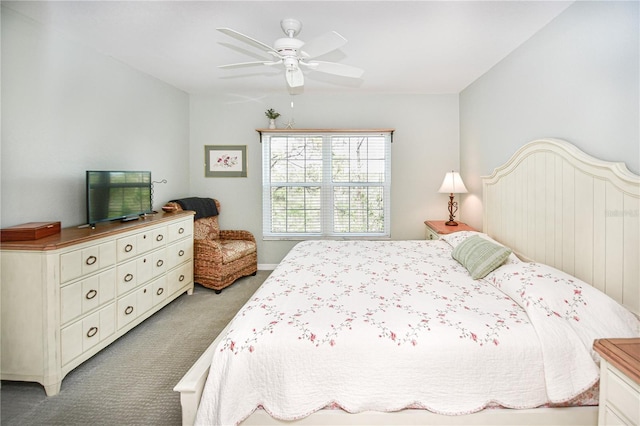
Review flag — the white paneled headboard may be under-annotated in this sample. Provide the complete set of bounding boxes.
[482,139,640,315]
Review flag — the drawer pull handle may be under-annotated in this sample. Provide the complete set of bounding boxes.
[85,289,98,300]
[125,244,133,253]
[156,287,164,296]
[178,249,185,257]
[178,227,185,234]
[179,274,185,282]
[86,327,98,338]
[156,234,164,242]
[86,255,97,266]
[156,259,164,267]
[124,273,134,282]
[125,306,134,315]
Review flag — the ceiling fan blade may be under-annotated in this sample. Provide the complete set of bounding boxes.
[300,31,347,59]
[219,60,281,69]
[217,27,277,54]
[285,68,304,88]
[306,60,364,79]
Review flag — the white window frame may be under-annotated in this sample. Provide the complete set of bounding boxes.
[262,130,392,240]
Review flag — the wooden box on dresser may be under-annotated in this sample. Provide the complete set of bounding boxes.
[1,211,195,396]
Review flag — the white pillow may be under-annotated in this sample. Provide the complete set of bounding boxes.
[440,231,521,265]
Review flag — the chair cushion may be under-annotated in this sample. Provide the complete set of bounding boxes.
[194,216,220,240]
[220,239,257,264]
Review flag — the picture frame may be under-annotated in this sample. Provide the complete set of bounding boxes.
[204,145,247,177]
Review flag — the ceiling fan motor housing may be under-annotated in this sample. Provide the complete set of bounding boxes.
[274,37,304,56]
[280,18,302,37]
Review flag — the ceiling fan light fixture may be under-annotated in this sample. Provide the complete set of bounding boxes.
[283,56,299,71]
[286,68,304,87]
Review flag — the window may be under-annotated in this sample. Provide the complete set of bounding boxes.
[262,130,392,239]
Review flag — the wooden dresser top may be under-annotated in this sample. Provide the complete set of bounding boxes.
[594,338,640,384]
[0,211,194,251]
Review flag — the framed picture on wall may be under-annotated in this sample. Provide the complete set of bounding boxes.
[204,145,247,177]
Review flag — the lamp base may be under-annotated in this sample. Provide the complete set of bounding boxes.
[445,220,459,226]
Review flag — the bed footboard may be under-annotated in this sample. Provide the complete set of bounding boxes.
[174,322,232,426]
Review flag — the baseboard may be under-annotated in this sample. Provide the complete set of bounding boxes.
[258,264,277,271]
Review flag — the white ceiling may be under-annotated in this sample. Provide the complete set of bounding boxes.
[3,0,574,95]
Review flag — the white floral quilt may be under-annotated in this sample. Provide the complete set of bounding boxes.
[195,240,639,426]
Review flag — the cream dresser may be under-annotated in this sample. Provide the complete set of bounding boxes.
[1,211,195,396]
[594,338,640,425]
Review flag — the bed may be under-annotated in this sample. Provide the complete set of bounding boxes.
[175,138,640,425]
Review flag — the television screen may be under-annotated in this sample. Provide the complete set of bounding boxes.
[86,170,153,226]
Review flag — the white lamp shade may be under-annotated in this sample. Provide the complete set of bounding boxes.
[438,171,468,194]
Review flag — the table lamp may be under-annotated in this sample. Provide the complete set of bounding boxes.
[438,171,468,226]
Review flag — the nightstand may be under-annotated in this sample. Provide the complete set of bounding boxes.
[424,220,477,240]
[593,338,640,425]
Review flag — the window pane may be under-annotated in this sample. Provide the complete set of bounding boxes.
[287,159,305,182]
[334,207,349,232]
[332,186,386,234]
[367,160,385,182]
[349,159,367,182]
[368,210,384,232]
[332,159,349,182]
[350,209,367,233]
[306,160,322,183]
[306,138,323,159]
[305,209,321,233]
[367,187,384,209]
[270,186,321,233]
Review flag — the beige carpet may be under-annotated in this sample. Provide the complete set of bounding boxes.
[1,271,269,426]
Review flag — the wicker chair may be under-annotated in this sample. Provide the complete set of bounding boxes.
[165,199,257,293]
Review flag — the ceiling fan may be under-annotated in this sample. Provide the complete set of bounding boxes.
[217,18,364,91]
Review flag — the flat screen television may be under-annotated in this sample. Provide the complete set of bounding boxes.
[86,170,153,226]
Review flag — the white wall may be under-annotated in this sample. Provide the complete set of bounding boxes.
[1,7,190,228]
[189,93,460,265]
[459,1,639,231]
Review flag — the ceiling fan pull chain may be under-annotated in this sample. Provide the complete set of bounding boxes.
[285,97,295,129]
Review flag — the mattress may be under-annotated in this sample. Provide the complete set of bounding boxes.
[195,238,640,425]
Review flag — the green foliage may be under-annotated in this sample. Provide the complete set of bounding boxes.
[265,108,280,119]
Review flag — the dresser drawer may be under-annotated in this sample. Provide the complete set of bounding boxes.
[604,407,627,426]
[605,365,640,425]
[60,269,116,325]
[60,241,116,283]
[168,219,193,243]
[167,239,193,270]
[151,226,168,249]
[151,276,168,307]
[168,262,193,296]
[60,303,115,366]
[116,249,163,295]
[117,283,153,329]
[152,248,167,277]
[425,227,440,240]
[116,229,156,262]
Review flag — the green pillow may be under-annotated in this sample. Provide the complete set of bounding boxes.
[452,235,512,279]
